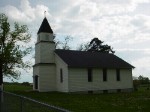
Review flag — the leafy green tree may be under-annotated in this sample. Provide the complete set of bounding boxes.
[138,75,150,84]
[78,38,115,53]
[0,13,31,87]
[88,38,115,53]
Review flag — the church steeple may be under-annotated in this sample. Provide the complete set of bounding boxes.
[37,17,53,34]
[33,16,56,92]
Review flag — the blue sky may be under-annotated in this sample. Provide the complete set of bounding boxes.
[1,0,150,82]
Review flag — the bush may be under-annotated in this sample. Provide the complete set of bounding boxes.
[133,80,140,91]
[21,82,30,86]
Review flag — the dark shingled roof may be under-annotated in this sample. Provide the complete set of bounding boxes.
[55,49,134,68]
[37,17,53,34]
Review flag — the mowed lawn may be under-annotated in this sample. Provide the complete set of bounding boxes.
[4,84,150,112]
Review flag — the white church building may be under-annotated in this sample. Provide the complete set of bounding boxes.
[33,17,134,93]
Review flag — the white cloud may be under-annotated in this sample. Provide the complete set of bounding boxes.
[132,57,150,77]
[0,0,50,23]
[79,1,98,19]
[132,0,150,4]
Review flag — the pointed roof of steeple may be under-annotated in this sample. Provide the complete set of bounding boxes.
[37,17,53,34]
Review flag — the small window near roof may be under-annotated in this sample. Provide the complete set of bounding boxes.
[60,68,63,83]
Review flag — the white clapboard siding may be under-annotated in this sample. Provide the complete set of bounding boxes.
[35,33,55,64]
[38,33,54,42]
[68,68,133,92]
[35,42,55,64]
[55,54,69,92]
[35,43,40,64]
[38,65,56,92]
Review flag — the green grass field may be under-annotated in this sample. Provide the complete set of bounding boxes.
[3,84,150,112]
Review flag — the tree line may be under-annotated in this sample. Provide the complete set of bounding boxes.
[133,75,150,90]
[55,36,115,53]
[133,75,150,84]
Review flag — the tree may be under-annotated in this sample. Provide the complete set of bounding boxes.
[133,76,140,91]
[88,38,115,53]
[55,36,72,50]
[0,13,31,87]
[78,38,115,53]
[138,75,150,85]
[61,36,72,50]
[77,42,90,51]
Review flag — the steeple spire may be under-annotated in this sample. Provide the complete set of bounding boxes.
[37,17,53,34]
[44,11,46,17]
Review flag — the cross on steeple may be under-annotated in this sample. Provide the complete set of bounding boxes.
[44,11,46,17]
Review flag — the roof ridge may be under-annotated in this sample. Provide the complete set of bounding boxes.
[55,49,114,54]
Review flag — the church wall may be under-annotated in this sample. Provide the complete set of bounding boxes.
[39,42,55,63]
[55,54,69,92]
[38,65,56,92]
[120,69,133,88]
[38,33,54,42]
[68,68,133,92]
[36,42,55,63]
[35,43,40,64]
[33,66,39,77]
[35,33,55,64]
